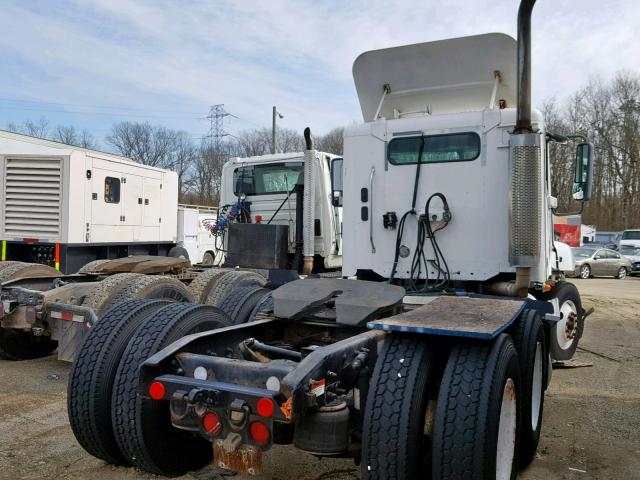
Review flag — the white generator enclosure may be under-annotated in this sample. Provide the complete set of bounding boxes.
[342,34,554,285]
[220,152,342,269]
[0,131,178,272]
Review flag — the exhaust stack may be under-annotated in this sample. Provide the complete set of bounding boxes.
[515,0,536,132]
[508,0,540,294]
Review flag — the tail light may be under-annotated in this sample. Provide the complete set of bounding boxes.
[249,421,270,445]
[256,397,274,417]
[203,412,222,435]
[149,381,165,400]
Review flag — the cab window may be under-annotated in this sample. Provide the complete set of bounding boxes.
[233,162,304,195]
[388,132,481,165]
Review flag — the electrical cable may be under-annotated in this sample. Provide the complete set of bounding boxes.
[387,138,451,293]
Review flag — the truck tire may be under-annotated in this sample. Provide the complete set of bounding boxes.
[81,273,145,316]
[361,335,435,480]
[204,270,267,307]
[219,285,270,324]
[0,262,59,284]
[0,329,57,360]
[67,300,169,465]
[248,292,274,322]
[201,251,215,265]
[432,334,520,480]
[108,275,194,305]
[168,246,189,259]
[77,259,111,274]
[509,309,547,466]
[187,268,227,303]
[0,261,24,272]
[111,303,232,476]
[539,282,583,361]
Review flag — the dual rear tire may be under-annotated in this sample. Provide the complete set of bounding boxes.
[68,301,232,476]
[363,310,545,479]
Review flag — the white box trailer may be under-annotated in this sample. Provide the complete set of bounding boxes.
[0,130,179,273]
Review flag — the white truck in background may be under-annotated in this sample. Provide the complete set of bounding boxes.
[218,151,343,272]
[0,130,218,271]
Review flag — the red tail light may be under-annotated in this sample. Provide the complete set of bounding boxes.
[256,397,274,417]
[203,412,222,435]
[149,381,165,400]
[249,421,270,445]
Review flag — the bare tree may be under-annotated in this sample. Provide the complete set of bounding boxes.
[317,127,344,155]
[5,117,49,138]
[52,125,78,145]
[234,127,305,156]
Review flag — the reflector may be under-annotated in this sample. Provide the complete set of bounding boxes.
[249,421,270,445]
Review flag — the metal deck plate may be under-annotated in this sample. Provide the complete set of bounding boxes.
[272,279,405,325]
[368,295,525,339]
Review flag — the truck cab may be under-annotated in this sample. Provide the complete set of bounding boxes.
[340,33,588,291]
[220,152,342,270]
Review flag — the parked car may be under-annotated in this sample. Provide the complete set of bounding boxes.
[571,247,632,279]
[619,245,640,276]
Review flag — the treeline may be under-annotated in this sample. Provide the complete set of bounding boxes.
[545,71,640,230]
[5,117,343,206]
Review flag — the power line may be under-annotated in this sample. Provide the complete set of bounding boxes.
[0,97,205,115]
[0,104,206,120]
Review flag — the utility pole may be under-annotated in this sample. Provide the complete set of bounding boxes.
[271,106,283,154]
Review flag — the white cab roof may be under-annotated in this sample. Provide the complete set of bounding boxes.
[353,33,517,121]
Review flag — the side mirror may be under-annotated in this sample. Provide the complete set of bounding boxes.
[331,158,343,207]
[572,142,595,201]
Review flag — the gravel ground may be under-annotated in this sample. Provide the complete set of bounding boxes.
[0,277,638,480]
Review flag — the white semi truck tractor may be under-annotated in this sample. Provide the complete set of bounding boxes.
[68,1,593,478]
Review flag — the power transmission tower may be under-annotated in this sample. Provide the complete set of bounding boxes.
[206,104,230,152]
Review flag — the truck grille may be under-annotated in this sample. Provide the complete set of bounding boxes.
[3,158,62,239]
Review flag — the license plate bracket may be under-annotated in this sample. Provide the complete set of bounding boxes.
[213,441,263,476]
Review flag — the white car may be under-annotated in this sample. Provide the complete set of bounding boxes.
[620,245,640,276]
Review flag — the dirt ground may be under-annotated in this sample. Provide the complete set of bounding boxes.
[0,277,638,480]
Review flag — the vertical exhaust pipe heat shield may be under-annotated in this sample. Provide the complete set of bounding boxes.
[509,134,542,266]
[302,128,316,275]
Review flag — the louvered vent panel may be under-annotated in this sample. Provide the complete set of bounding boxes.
[3,158,62,239]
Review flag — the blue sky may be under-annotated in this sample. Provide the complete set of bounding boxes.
[1,0,638,148]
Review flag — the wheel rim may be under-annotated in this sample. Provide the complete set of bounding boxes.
[580,265,590,279]
[531,342,543,431]
[618,268,626,279]
[496,378,517,480]
[557,300,578,350]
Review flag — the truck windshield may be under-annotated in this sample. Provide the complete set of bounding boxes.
[233,162,304,196]
[621,231,640,240]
